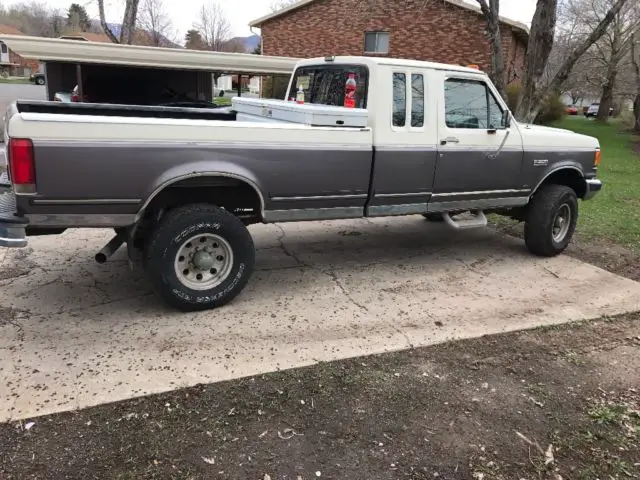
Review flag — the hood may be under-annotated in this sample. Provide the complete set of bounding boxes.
[516,122,599,150]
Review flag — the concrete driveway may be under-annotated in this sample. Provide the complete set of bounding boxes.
[2,217,640,422]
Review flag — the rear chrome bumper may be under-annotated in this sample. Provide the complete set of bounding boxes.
[0,175,28,248]
[584,178,603,201]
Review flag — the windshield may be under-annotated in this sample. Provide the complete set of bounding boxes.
[287,64,368,109]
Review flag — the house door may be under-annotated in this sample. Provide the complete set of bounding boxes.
[0,42,9,64]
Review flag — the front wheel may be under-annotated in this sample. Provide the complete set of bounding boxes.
[524,185,578,257]
[144,204,255,311]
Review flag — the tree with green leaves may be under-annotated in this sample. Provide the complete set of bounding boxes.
[67,3,91,32]
[185,29,207,50]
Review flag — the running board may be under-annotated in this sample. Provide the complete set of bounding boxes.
[442,211,487,230]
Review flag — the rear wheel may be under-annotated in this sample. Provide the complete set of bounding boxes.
[36,77,45,85]
[524,185,578,257]
[144,204,255,311]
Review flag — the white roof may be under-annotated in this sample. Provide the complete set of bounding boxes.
[0,35,300,75]
[250,0,529,35]
[295,55,488,75]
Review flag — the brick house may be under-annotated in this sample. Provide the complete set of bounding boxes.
[250,0,528,84]
[0,25,41,76]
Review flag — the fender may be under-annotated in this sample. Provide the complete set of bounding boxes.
[528,162,586,199]
[136,159,266,221]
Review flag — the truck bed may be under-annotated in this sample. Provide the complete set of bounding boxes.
[15,100,237,122]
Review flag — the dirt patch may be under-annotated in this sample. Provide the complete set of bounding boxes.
[1,314,638,480]
[490,218,640,282]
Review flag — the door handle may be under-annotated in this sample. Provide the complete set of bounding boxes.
[440,137,460,145]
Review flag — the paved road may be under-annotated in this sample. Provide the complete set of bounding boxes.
[0,83,46,114]
[2,217,640,421]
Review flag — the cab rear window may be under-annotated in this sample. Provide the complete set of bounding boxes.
[287,65,368,109]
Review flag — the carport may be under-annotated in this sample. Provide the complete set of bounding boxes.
[0,35,298,104]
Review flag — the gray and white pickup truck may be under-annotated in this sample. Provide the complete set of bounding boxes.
[0,55,602,311]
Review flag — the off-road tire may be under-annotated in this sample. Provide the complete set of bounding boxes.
[422,213,444,222]
[524,184,578,257]
[144,204,255,311]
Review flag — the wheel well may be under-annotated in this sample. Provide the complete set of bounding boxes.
[141,176,263,224]
[534,169,587,199]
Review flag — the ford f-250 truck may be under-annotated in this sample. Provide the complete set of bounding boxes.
[0,55,602,311]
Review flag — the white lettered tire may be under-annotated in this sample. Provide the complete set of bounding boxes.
[144,204,255,311]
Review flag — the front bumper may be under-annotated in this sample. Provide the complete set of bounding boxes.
[0,173,28,248]
[584,178,603,201]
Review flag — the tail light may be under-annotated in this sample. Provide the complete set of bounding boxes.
[8,138,36,194]
[594,150,601,167]
[71,92,80,102]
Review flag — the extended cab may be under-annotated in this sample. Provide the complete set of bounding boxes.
[0,56,603,311]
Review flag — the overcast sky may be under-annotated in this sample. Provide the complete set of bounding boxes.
[5,0,538,41]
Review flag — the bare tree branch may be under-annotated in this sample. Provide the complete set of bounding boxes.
[516,0,632,122]
[195,1,232,51]
[138,0,174,46]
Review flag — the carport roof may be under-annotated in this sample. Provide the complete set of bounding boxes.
[0,35,299,75]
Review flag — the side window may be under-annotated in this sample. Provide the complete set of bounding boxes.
[411,74,424,127]
[1,43,7,54]
[392,72,406,127]
[444,78,504,129]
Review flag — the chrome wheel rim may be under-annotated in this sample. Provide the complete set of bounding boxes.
[174,233,234,291]
[552,204,571,242]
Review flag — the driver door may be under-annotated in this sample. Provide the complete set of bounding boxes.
[432,72,524,206]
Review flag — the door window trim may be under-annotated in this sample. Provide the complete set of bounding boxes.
[442,73,509,131]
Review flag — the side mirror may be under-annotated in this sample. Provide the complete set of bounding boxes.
[503,110,512,129]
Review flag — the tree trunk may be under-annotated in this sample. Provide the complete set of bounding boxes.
[596,66,616,122]
[631,33,640,133]
[120,0,141,44]
[97,0,120,43]
[514,0,557,122]
[516,0,631,123]
[476,0,506,98]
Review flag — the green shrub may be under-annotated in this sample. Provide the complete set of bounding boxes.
[535,93,566,125]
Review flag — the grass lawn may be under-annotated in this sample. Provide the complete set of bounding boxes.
[0,77,31,84]
[214,96,232,107]
[550,116,640,251]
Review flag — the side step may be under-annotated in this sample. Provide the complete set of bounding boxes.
[442,210,487,230]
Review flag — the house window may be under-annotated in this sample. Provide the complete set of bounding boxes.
[392,72,406,127]
[364,32,389,54]
[1,43,7,54]
[444,78,504,129]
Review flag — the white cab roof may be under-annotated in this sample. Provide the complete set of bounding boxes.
[294,55,488,76]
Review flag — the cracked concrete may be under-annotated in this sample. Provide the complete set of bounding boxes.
[1,216,640,422]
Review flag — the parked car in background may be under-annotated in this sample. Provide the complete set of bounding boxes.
[584,103,613,118]
[565,105,578,115]
[29,72,45,85]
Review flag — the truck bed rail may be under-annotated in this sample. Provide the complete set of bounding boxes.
[15,100,238,122]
